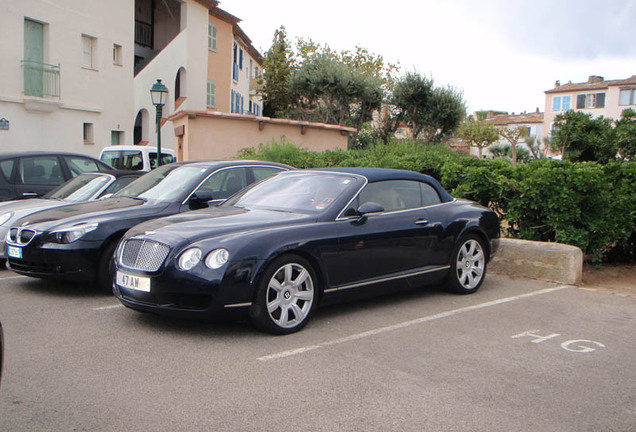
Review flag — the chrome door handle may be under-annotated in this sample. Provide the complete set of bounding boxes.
[415,219,430,226]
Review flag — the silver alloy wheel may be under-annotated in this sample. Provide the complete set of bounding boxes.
[266,263,314,329]
[456,239,485,290]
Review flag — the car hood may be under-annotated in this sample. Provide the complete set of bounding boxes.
[14,197,169,232]
[127,206,318,246]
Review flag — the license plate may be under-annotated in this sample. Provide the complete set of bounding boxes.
[116,271,150,292]
[7,246,22,259]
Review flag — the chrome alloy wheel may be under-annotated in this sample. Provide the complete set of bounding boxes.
[266,263,315,329]
[456,239,485,290]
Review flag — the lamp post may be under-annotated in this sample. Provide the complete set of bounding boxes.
[150,79,168,167]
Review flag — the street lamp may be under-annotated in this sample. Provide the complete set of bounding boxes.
[150,79,168,167]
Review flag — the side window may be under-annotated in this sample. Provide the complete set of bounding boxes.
[100,151,121,168]
[19,156,64,185]
[149,152,174,170]
[100,176,139,197]
[420,183,441,206]
[64,156,102,176]
[0,159,15,182]
[196,168,248,200]
[252,167,284,182]
[358,180,422,212]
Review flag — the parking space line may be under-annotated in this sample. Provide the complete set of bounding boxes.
[0,275,28,281]
[93,304,124,311]
[258,285,573,362]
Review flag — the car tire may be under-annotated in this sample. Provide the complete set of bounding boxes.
[250,254,317,335]
[97,240,119,293]
[446,234,488,294]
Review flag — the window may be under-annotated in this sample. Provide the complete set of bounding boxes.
[111,131,122,145]
[149,152,175,170]
[82,35,96,69]
[252,167,284,182]
[83,123,94,144]
[207,80,216,108]
[619,88,636,106]
[562,95,571,110]
[239,48,243,70]
[101,176,138,196]
[196,168,248,201]
[19,156,63,185]
[208,23,217,51]
[113,44,122,65]
[232,42,239,81]
[0,160,15,181]
[552,95,571,111]
[577,93,606,109]
[63,156,104,176]
[552,96,562,111]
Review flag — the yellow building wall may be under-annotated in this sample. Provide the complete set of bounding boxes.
[207,15,233,112]
[172,113,351,162]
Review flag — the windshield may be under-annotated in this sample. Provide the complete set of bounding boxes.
[113,165,208,202]
[45,173,111,202]
[224,172,357,213]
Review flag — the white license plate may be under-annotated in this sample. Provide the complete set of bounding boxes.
[116,271,151,292]
[7,246,22,259]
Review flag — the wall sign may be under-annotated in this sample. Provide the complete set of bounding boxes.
[0,118,9,130]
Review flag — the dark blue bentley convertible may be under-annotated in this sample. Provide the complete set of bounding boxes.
[113,168,500,334]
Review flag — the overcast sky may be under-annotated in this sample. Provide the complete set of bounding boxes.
[223,0,636,114]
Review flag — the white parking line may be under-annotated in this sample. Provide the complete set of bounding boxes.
[93,304,124,311]
[258,285,573,362]
[0,275,29,281]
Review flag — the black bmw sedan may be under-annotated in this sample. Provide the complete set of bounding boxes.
[113,168,500,334]
[5,160,291,289]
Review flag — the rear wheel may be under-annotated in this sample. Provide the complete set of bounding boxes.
[250,255,317,335]
[447,234,487,294]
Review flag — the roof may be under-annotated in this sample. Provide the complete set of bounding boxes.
[485,112,544,126]
[314,167,454,202]
[0,151,103,159]
[167,159,293,170]
[208,6,263,66]
[545,75,636,94]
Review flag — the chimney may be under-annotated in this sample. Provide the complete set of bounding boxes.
[588,75,604,84]
[555,80,560,87]
[536,107,540,113]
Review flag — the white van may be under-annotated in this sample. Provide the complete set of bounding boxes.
[99,146,176,171]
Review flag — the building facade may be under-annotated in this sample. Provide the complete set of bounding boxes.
[543,75,636,138]
[482,110,545,158]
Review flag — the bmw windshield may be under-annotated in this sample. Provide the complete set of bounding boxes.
[45,173,111,202]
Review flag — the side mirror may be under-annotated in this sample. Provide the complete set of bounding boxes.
[189,190,213,209]
[353,202,384,224]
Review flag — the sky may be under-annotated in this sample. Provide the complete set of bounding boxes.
[223,0,636,114]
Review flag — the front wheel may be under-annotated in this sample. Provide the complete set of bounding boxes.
[250,255,317,335]
[447,234,487,294]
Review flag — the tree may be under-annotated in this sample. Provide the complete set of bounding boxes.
[457,117,499,158]
[525,136,549,159]
[497,125,530,167]
[261,27,294,117]
[391,72,465,144]
[615,108,636,160]
[551,111,617,163]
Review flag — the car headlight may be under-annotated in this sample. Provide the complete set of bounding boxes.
[179,247,202,271]
[49,222,98,244]
[0,212,13,227]
[205,248,229,269]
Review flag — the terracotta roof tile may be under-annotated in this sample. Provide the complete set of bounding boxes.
[545,75,636,94]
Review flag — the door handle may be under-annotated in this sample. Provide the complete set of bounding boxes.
[415,219,430,226]
[22,192,39,198]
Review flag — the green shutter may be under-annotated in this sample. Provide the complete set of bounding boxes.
[24,19,44,97]
[576,94,586,109]
[596,93,606,108]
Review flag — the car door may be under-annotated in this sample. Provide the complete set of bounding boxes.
[15,155,65,198]
[329,180,446,289]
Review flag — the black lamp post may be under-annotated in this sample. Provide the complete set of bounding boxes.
[150,79,168,167]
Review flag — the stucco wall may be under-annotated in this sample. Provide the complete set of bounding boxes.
[171,112,351,161]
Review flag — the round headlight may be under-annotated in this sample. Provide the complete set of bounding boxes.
[178,247,201,271]
[205,248,229,269]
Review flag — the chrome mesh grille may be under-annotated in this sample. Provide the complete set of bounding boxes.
[120,238,170,272]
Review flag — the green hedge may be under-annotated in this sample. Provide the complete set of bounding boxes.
[238,139,636,263]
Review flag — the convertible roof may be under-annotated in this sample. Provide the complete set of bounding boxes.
[313,167,454,202]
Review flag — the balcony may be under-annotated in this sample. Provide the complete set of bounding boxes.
[21,60,60,99]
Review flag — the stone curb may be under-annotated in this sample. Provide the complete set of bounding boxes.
[489,238,583,285]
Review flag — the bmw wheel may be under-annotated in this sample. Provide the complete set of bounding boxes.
[251,255,317,335]
[447,234,487,294]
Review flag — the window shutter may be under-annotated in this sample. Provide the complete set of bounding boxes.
[576,94,586,109]
[596,93,605,108]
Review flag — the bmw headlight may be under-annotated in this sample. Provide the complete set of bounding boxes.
[179,247,202,271]
[0,212,13,227]
[49,222,98,244]
[205,248,229,269]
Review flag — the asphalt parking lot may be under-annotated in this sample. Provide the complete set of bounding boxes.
[0,269,634,432]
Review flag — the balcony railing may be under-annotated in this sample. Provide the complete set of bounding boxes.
[21,60,60,99]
